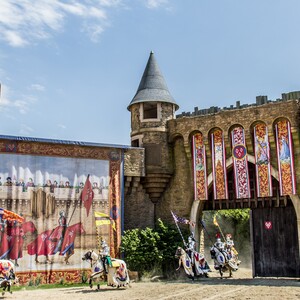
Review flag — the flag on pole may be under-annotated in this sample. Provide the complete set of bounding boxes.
[0,208,24,223]
[80,174,94,217]
[213,215,219,227]
[171,211,195,227]
[94,212,116,231]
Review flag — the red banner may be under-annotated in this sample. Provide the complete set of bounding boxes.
[254,123,272,197]
[80,175,94,217]
[211,129,228,200]
[192,133,207,200]
[275,119,296,195]
[231,126,251,199]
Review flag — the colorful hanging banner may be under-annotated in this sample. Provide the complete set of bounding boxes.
[192,133,207,200]
[231,126,251,199]
[211,129,228,200]
[253,123,272,197]
[275,119,296,195]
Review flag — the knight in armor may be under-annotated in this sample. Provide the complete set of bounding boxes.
[214,233,229,262]
[225,233,240,264]
[99,239,110,274]
[186,232,196,265]
[225,233,234,259]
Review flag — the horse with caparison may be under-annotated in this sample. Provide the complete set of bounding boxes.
[175,246,211,280]
[0,260,18,296]
[82,250,130,290]
[210,245,239,278]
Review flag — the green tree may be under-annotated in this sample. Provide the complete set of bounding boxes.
[120,219,185,277]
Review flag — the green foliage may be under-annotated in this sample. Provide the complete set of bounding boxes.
[218,209,250,223]
[120,219,184,277]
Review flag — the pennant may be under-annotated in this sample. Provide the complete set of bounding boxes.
[94,212,116,231]
[213,215,219,227]
[80,175,94,217]
[171,211,195,227]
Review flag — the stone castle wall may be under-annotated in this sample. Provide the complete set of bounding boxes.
[124,98,300,229]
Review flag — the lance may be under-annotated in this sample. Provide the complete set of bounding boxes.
[199,219,214,245]
[171,211,187,247]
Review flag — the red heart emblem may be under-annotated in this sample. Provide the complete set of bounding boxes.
[264,221,272,230]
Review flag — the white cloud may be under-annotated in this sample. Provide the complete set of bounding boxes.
[0,84,36,114]
[29,84,45,92]
[58,124,66,130]
[0,0,122,47]
[0,1,171,47]
[145,0,169,9]
[19,124,34,135]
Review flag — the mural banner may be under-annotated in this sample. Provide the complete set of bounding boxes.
[275,119,296,195]
[254,123,272,197]
[211,129,228,200]
[0,141,123,284]
[192,133,207,200]
[231,126,251,199]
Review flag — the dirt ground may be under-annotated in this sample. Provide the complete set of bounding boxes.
[3,268,300,300]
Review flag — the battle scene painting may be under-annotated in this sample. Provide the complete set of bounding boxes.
[0,147,122,284]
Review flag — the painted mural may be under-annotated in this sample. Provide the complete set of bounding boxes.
[211,129,228,200]
[0,140,123,284]
[275,119,296,195]
[253,123,272,197]
[192,133,207,200]
[231,126,251,199]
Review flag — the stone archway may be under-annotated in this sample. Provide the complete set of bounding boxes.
[190,154,300,263]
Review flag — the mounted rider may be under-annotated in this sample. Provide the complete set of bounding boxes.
[225,234,234,259]
[99,239,111,274]
[214,233,229,262]
[186,232,196,264]
[225,233,241,265]
[0,261,12,280]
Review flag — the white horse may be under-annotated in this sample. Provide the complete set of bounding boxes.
[210,245,239,278]
[0,260,18,296]
[175,246,211,280]
[82,250,130,290]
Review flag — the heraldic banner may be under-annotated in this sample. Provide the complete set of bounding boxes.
[275,119,296,196]
[192,133,207,200]
[211,129,228,200]
[231,126,251,199]
[253,123,272,197]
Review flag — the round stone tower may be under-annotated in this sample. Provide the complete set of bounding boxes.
[127,51,179,221]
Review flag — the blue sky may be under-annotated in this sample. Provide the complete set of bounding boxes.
[0,0,300,146]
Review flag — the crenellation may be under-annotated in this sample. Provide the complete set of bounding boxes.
[176,91,300,118]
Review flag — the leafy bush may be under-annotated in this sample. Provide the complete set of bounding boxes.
[120,219,185,277]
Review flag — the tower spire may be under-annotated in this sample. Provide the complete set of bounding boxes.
[128,51,179,110]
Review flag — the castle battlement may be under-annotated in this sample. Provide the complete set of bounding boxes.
[176,90,300,118]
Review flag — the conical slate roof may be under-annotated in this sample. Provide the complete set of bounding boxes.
[128,51,179,110]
